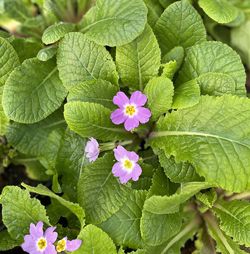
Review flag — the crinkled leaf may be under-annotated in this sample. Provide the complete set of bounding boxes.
[2,58,67,123]
[57,32,118,89]
[116,25,161,91]
[196,189,217,209]
[162,46,184,71]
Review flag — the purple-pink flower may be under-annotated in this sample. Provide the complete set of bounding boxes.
[111,91,151,131]
[56,237,82,253]
[112,145,142,184]
[21,221,57,254]
[85,137,99,162]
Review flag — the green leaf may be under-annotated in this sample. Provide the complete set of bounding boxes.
[64,101,131,141]
[57,32,118,90]
[42,22,76,45]
[0,186,50,240]
[160,61,178,80]
[144,0,163,26]
[198,0,239,24]
[162,46,184,70]
[116,25,161,91]
[144,76,174,120]
[172,80,200,109]
[143,182,210,215]
[177,42,246,96]
[79,0,147,46]
[154,0,206,55]
[0,37,20,87]
[99,190,147,249]
[22,183,85,228]
[73,224,117,254]
[151,95,250,192]
[2,58,67,123]
[213,200,250,247]
[37,46,57,61]
[67,79,118,110]
[0,87,8,135]
[78,153,130,224]
[196,189,217,209]
[0,231,20,251]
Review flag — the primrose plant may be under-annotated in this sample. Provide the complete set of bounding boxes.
[0,0,250,253]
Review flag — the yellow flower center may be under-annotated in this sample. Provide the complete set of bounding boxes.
[123,159,133,172]
[56,239,67,252]
[37,237,47,251]
[125,105,136,116]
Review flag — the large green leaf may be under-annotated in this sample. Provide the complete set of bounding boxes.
[0,37,19,87]
[22,183,85,228]
[213,200,250,247]
[80,0,147,46]
[151,95,250,192]
[78,153,130,224]
[73,225,117,254]
[144,76,174,120]
[116,25,161,91]
[57,32,118,90]
[177,42,246,96]
[64,101,131,141]
[0,186,50,240]
[0,231,20,251]
[198,0,239,24]
[99,190,147,249]
[2,58,67,123]
[154,0,206,55]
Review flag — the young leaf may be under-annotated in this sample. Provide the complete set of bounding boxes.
[196,189,217,209]
[80,0,147,46]
[37,46,57,61]
[64,101,131,141]
[0,231,20,251]
[213,200,250,247]
[116,25,161,91]
[78,153,130,224]
[151,95,250,192]
[57,32,118,89]
[162,46,184,70]
[144,76,174,120]
[177,42,246,96]
[73,225,117,254]
[154,0,206,55]
[198,0,239,24]
[2,58,67,123]
[99,190,147,249]
[0,186,50,240]
[67,79,118,110]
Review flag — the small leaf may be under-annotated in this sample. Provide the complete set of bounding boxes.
[196,189,217,209]
[37,46,57,62]
[57,32,118,90]
[162,46,184,70]
[144,0,163,26]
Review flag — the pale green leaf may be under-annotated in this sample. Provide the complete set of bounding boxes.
[37,46,57,61]
[144,0,163,26]
[162,46,184,70]
[73,225,117,254]
[198,0,239,24]
[0,186,50,240]
[80,0,147,46]
[177,42,246,96]
[154,0,206,55]
[64,101,131,141]
[196,189,217,209]
[116,25,161,91]
[0,87,8,135]
[144,76,174,120]
[67,79,118,110]
[160,61,177,80]
[2,58,67,123]
[78,153,130,224]
[57,32,118,89]
[99,190,147,249]
[0,231,20,251]
[151,95,250,192]
[172,80,200,109]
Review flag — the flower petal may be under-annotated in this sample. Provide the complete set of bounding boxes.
[119,173,132,184]
[44,243,57,254]
[114,145,127,161]
[127,151,139,162]
[130,91,147,106]
[124,118,139,131]
[45,227,57,243]
[112,162,126,177]
[30,221,43,238]
[21,235,34,253]
[131,164,142,181]
[113,91,129,108]
[66,239,82,252]
[136,107,151,124]
[110,109,126,125]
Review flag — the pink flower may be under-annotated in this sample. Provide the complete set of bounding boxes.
[21,221,57,254]
[85,137,100,162]
[56,237,82,253]
[112,145,142,184]
[111,91,151,131]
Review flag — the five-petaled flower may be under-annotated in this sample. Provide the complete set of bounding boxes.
[112,145,142,184]
[56,237,82,253]
[21,221,57,254]
[111,91,151,131]
[85,137,100,162]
